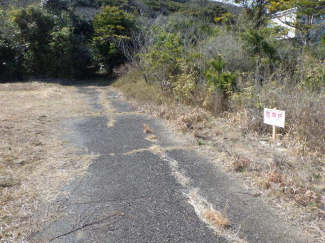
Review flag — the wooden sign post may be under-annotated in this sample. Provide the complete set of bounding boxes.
[272,125,277,140]
[264,108,285,140]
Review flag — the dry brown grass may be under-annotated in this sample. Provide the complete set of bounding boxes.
[0,81,97,242]
[114,73,325,241]
[231,85,325,158]
[147,134,157,140]
[186,189,246,243]
[171,169,190,186]
[114,71,212,137]
[97,88,117,128]
[113,72,167,105]
[143,123,152,134]
[231,154,251,173]
[204,209,231,228]
[258,167,320,207]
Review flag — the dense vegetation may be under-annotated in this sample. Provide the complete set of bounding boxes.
[0,0,324,155]
[0,0,229,79]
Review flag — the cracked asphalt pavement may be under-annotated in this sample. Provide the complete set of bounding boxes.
[30,86,312,243]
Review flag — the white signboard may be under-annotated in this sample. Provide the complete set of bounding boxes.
[264,108,285,128]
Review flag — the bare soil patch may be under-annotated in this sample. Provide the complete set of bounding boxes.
[0,81,97,242]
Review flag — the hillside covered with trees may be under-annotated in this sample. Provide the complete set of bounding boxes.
[1,0,324,155]
[1,0,325,241]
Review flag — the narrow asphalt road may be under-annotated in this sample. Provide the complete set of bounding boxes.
[30,86,312,243]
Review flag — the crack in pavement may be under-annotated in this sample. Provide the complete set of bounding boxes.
[31,86,312,243]
[119,145,196,156]
[49,212,125,242]
[97,88,143,129]
[98,88,117,128]
[91,145,197,158]
[152,147,249,243]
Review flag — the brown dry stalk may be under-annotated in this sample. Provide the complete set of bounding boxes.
[143,123,152,134]
[147,134,157,140]
[204,209,231,228]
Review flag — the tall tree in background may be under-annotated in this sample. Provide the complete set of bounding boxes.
[235,0,268,28]
[13,6,55,74]
[92,5,135,73]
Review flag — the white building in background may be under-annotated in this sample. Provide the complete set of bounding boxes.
[270,8,297,39]
[269,8,325,41]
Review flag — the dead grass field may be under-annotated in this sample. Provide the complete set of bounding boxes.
[0,81,97,242]
[114,77,325,242]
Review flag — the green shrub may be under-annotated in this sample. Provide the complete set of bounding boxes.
[13,6,54,75]
[0,5,93,79]
[204,29,252,73]
[297,55,325,92]
[173,59,198,103]
[41,0,71,14]
[241,30,278,61]
[204,55,237,97]
[141,32,183,87]
[92,5,135,73]
[49,27,90,78]
[95,0,137,12]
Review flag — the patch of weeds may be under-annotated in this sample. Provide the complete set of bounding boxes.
[312,173,321,181]
[262,168,287,189]
[143,123,152,134]
[176,107,209,133]
[232,154,251,173]
[261,167,320,207]
[204,209,231,228]
[273,155,293,170]
[197,140,204,146]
